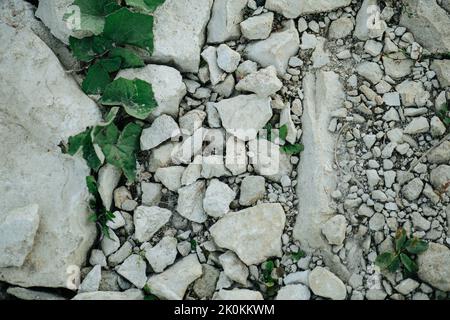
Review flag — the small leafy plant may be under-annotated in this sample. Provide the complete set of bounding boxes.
[291,249,306,263]
[375,228,428,277]
[263,123,304,155]
[437,103,450,129]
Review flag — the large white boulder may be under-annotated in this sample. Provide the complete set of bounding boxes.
[293,71,345,251]
[265,0,351,18]
[0,23,99,288]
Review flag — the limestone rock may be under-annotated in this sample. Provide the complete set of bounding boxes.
[417,243,450,292]
[225,136,248,176]
[354,0,387,41]
[133,206,172,243]
[176,181,207,223]
[203,179,236,218]
[276,284,311,300]
[155,166,185,192]
[431,60,450,88]
[217,44,241,73]
[116,254,147,289]
[210,203,286,265]
[214,95,272,141]
[193,265,220,299]
[98,164,122,210]
[207,0,247,43]
[0,204,40,268]
[400,0,450,54]
[427,141,450,164]
[147,254,203,300]
[240,12,274,40]
[235,66,283,96]
[140,115,180,151]
[73,289,144,300]
[150,0,214,73]
[78,265,101,293]
[239,176,266,206]
[309,267,347,300]
[219,251,249,286]
[141,182,163,207]
[117,65,186,119]
[321,215,347,246]
[201,46,226,86]
[294,71,344,250]
[245,20,299,76]
[213,289,263,300]
[265,0,351,18]
[145,236,178,273]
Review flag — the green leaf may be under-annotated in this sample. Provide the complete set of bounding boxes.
[375,252,395,269]
[143,0,166,12]
[69,36,113,62]
[82,130,102,170]
[400,253,418,274]
[281,143,304,155]
[103,8,154,53]
[264,123,272,142]
[100,78,157,120]
[405,238,429,255]
[86,176,98,194]
[109,48,145,68]
[102,123,142,181]
[395,228,407,252]
[73,0,119,16]
[93,122,120,148]
[98,57,122,73]
[82,62,112,94]
[279,124,288,141]
[88,213,98,222]
[387,255,401,273]
[68,130,89,155]
[291,250,305,262]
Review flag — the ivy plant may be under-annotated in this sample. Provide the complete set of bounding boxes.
[375,228,428,277]
[437,103,450,129]
[278,124,305,155]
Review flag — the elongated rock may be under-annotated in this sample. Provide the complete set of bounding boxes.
[293,71,345,250]
[265,0,351,18]
[210,203,286,265]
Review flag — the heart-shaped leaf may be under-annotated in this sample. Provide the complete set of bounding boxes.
[400,253,418,274]
[405,238,429,255]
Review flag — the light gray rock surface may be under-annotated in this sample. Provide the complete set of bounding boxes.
[309,267,347,300]
[207,0,247,43]
[265,0,351,18]
[417,243,450,292]
[133,206,172,243]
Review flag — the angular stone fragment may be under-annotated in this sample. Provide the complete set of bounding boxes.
[309,267,347,300]
[417,243,450,292]
[176,181,207,223]
[133,206,172,243]
[207,0,247,43]
[265,0,351,18]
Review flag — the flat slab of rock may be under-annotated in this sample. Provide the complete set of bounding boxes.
[417,243,450,292]
[431,60,450,88]
[133,206,172,243]
[72,289,144,300]
[117,65,186,119]
[145,236,178,273]
[0,24,99,288]
[245,20,299,76]
[151,0,214,73]
[266,0,351,18]
[214,94,272,141]
[210,203,286,265]
[147,254,203,300]
[400,0,450,53]
[293,71,345,250]
[176,181,207,223]
[213,289,263,300]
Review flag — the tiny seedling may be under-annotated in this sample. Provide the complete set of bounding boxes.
[291,250,306,262]
[437,103,450,128]
[375,228,428,277]
[279,124,304,155]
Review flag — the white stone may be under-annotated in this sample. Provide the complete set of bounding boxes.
[240,12,274,40]
[106,211,126,230]
[354,0,387,41]
[171,128,206,165]
[145,236,178,273]
[395,80,430,107]
[176,181,207,223]
[219,251,249,286]
[214,95,272,141]
[294,71,344,250]
[116,254,147,289]
[213,289,263,300]
[179,110,206,136]
[141,182,162,207]
[402,178,424,201]
[235,66,282,96]
[225,136,248,176]
[155,166,185,192]
[217,44,241,73]
[148,142,177,172]
[404,117,430,135]
[98,164,122,210]
[239,176,266,206]
[203,179,236,218]
[150,0,214,73]
[431,60,450,87]
[248,138,293,183]
[201,46,225,86]
[417,243,450,291]
[356,62,383,84]
[201,155,231,179]
[73,289,144,300]
[78,265,101,293]
[395,279,420,295]
[245,20,300,76]
[430,116,447,137]
[265,0,351,18]
[383,92,401,106]
[329,17,354,39]
[101,229,120,257]
[210,203,286,265]
[147,254,203,300]
[276,284,311,300]
[89,249,107,267]
[207,0,247,43]
[321,215,347,246]
[427,141,450,164]
[0,204,39,268]
[383,55,414,79]
[140,115,180,151]
[117,65,186,119]
[311,37,330,68]
[309,267,347,300]
[133,206,172,243]
[280,104,298,144]
[0,24,98,288]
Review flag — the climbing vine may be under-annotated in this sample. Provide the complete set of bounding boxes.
[65,0,165,235]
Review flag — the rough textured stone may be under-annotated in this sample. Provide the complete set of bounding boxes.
[0,24,99,288]
[240,12,274,40]
[294,71,344,250]
[147,254,203,300]
[309,267,347,300]
[210,203,286,265]
[235,66,283,96]
[133,206,172,243]
[400,0,450,53]
[354,0,387,40]
[145,236,177,273]
[193,265,220,299]
[116,254,147,289]
[431,60,450,88]
[207,0,247,43]
[219,251,249,286]
[203,179,236,218]
[245,20,299,76]
[176,181,207,223]
[213,289,263,300]
[98,164,122,210]
[239,176,266,206]
[321,215,347,246]
[265,0,351,18]
[276,284,311,300]
[72,289,144,300]
[417,243,450,292]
